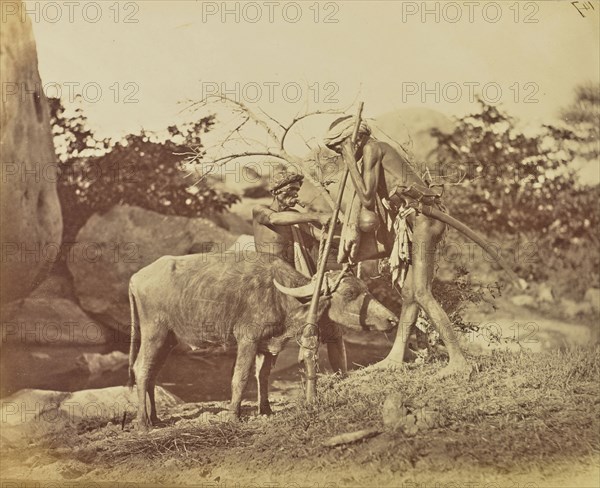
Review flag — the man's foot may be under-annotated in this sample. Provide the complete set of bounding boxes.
[369,357,405,370]
[436,360,473,380]
[224,410,241,423]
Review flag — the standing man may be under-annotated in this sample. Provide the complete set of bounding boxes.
[324,116,472,378]
[252,170,347,374]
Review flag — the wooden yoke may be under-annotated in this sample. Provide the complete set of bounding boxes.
[300,102,364,403]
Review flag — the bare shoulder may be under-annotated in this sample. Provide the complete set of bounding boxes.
[252,205,272,225]
[369,139,397,154]
[363,139,384,165]
[253,204,272,216]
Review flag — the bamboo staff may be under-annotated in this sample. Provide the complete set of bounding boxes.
[300,101,364,403]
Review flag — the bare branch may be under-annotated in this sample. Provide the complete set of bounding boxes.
[257,106,286,131]
[221,116,250,147]
[280,108,346,152]
[207,151,290,166]
[185,94,281,145]
[182,93,357,214]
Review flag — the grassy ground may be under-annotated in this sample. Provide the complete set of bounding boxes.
[2,347,599,487]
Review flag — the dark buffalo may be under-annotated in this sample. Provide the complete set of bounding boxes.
[128,251,397,428]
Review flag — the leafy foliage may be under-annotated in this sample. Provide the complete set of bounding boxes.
[560,82,600,162]
[49,98,240,242]
[432,96,599,297]
[48,95,107,161]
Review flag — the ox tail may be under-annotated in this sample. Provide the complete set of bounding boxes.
[128,284,141,390]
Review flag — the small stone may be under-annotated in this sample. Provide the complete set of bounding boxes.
[415,407,443,429]
[537,283,555,304]
[403,414,419,436]
[561,298,594,318]
[510,294,536,307]
[382,393,408,430]
[584,288,600,314]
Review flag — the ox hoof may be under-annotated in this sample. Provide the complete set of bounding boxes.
[136,419,152,431]
[436,361,473,380]
[259,404,273,416]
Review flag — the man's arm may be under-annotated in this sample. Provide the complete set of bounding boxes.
[253,206,331,227]
[341,139,380,209]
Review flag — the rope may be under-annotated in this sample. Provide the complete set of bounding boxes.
[316,221,329,271]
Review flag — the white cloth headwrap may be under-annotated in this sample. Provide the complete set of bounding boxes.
[324,117,371,148]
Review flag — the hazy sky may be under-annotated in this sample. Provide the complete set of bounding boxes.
[26,0,599,143]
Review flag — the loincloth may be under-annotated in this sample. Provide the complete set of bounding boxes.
[387,204,415,289]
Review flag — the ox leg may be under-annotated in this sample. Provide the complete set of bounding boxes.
[325,323,347,376]
[229,341,258,420]
[133,326,168,429]
[133,356,152,429]
[148,332,177,425]
[255,353,275,415]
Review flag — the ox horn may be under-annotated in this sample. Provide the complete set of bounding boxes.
[273,278,330,298]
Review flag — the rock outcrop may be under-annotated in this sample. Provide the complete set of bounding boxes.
[0,2,63,302]
[67,205,236,330]
[0,386,182,444]
[0,296,112,345]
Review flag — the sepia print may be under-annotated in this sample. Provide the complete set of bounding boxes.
[1,1,599,487]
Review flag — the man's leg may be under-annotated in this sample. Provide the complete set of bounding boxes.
[409,215,471,377]
[372,270,419,369]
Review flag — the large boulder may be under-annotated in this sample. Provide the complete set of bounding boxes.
[0,296,112,346]
[67,205,236,331]
[0,386,182,445]
[208,211,253,235]
[0,3,63,303]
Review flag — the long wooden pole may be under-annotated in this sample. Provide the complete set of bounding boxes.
[300,102,364,403]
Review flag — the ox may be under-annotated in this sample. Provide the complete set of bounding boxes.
[127,251,397,428]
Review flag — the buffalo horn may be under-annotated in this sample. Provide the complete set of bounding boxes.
[273,278,331,298]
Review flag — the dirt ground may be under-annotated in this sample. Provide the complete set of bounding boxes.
[2,339,599,488]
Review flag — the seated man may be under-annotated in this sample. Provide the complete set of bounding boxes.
[252,170,347,374]
[253,171,331,275]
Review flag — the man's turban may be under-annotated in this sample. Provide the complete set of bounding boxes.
[324,115,371,149]
[269,171,304,194]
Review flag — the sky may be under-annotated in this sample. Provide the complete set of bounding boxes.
[23,0,600,155]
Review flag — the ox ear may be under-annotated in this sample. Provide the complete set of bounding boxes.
[289,297,331,325]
